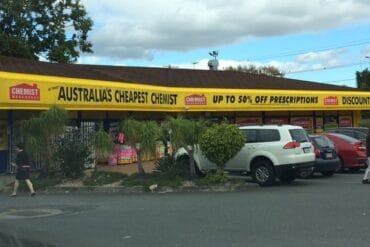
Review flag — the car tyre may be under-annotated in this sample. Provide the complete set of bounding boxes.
[251,159,275,186]
[194,161,206,177]
[336,158,344,173]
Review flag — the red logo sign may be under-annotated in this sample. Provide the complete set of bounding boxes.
[9,83,40,101]
[185,94,207,105]
[324,96,338,105]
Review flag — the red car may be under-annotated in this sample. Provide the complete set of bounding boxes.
[322,132,367,171]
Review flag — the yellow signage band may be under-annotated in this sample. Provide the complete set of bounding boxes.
[1,71,370,112]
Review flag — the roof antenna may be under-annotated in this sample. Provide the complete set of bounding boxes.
[208,50,219,71]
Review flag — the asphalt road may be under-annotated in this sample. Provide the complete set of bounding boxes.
[0,172,370,247]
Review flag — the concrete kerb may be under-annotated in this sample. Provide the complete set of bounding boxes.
[45,184,254,194]
[1,183,254,195]
[1,172,254,194]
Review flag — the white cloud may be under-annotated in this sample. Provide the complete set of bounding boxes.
[81,0,370,60]
[293,49,346,72]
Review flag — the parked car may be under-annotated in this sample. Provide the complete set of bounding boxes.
[177,125,315,186]
[331,127,369,142]
[298,134,340,178]
[322,132,367,171]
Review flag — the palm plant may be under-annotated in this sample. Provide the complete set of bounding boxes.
[21,105,68,176]
[165,116,207,177]
[120,118,161,175]
[93,123,114,173]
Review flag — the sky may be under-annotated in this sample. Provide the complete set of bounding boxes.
[78,0,370,88]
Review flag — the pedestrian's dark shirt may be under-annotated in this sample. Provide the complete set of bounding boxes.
[15,151,30,167]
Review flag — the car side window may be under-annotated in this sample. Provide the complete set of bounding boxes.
[341,130,354,138]
[244,129,258,143]
[258,129,280,142]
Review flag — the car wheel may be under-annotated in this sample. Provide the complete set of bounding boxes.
[336,158,344,173]
[321,171,335,176]
[251,159,275,186]
[298,169,313,179]
[279,172,296,184]
[177,155,205,177]
[194,161,206,177]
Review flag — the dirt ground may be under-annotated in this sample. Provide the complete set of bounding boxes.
[97,160,156,175]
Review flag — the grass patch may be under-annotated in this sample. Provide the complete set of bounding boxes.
[12,175,62,191]
[193,172,246,186]
[83,171,127,186]
[122,173,184,190]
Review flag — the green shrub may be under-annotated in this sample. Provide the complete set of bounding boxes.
[154,156,189,178]
[55,136,92,179]
[199,122,245,171]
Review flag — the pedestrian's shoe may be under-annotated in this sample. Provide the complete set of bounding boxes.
[362,179,369,184]
[31,192,36,197]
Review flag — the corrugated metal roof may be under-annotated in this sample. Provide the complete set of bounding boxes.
[0,55,358,91]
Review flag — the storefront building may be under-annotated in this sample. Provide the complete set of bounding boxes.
[1,56,370,172]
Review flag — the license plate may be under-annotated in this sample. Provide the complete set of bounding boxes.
[303,147,311,153]
[326,153,333,158]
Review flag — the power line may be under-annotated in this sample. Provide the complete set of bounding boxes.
[285,62,363,74]
[320,78,356,83]
[249,38,370,61]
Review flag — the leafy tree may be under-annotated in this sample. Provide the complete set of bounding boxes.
[356,69,370,89]
[165,116,207,177]
[199,122,245,172]
[22,105,69,176]
[224,64,284,77]
[120,118,161,175]
[0,0,93,63]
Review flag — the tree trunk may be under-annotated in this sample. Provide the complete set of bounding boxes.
[186,148,195,177]
[135,148,145,175]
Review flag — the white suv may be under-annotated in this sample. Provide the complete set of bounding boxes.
[178,124,315,186]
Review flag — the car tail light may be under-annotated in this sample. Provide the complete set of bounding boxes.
[353,142,366,152]
[283,141,301,149]
[314,148,321,157]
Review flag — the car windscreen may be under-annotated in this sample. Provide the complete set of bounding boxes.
[289,129,309,143]
[311,136,335,148]
[330,133,359,144]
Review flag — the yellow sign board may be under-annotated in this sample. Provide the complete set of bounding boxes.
[1,71,370,111]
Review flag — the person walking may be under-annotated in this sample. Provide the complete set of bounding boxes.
[362,131,370,184]
[10,143,36,196]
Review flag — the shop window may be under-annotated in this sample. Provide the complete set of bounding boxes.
[339,116,352,127]
[236,117,263,126]
[323,116,338,131]
[290,116,313,133]
[264,117,289,125]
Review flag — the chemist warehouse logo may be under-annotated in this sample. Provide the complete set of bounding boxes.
[9,83,40,101]
[185,94,207,105]
[324,96,338,106]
